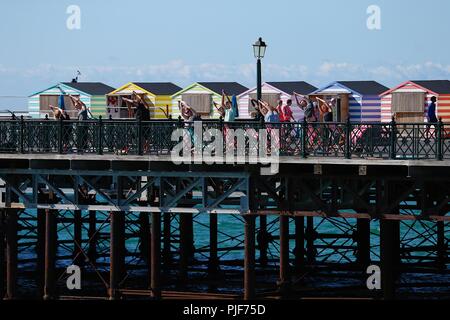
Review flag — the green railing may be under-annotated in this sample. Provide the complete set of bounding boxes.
[0,116,449,160]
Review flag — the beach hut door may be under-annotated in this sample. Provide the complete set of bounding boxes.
[182,94,212,116]
[392,92,425,123]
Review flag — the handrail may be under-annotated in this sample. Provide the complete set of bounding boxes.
[0,117,447,160]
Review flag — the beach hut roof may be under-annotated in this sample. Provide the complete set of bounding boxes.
[380,80,450,96]
[313,81,388,96]
[410,80,450,94]
[62,82,115,95]
[335,81,389,95]
[131,82,182,95]
[266,81,317,95]
[197,82,249,96]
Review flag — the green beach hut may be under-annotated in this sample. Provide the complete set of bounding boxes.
[28,82,115,119]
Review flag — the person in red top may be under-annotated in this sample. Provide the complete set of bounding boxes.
[275,100,284,121]
[281,99,294,122]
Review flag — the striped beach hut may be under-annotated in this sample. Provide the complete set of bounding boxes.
[107,82,181,119]
[380,80,450,123]
[28,82,114,119]
[171,82,248,119]
[310,81,388,122]
[237,81,317,120]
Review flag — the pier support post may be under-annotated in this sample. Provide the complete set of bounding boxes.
[73,210,83,266]
[162,212,172,268]
[138,212,150,266]
[5,209,18,300]
[43,208,57,300]
[294,216,305,272]
[88,210,97,265]
[244,215,256,300]
[278,215,290,296]
[436,221,446,269]
[306,217,316,264]
[0,210,5,298]
[208,213,219,275]
[151,212,161,299]
[109,211,125,300]
[179,213,189,283]
[258,215,268,266]
[36,194,46,294]
[356,219,371,267]
[380,219,399,300]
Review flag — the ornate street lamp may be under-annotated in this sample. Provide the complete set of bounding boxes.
[253,37,267,103]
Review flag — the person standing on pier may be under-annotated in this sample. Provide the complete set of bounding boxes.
[276,99,294,153]
[68,95,89,153]
[179,101,199,151]
[214,90,237,149]
[427,96,438,123]
[49,105,72,152]
[256,100,280,154]
[122,92,151,153]
[315,97,335,152]
[425,96,438,140]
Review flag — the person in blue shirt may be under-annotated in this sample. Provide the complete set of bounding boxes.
[427,96,438,123]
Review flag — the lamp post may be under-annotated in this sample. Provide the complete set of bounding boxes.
[253,37,267,103]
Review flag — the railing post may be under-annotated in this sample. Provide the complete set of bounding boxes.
[138,118,143,156]
[345,117,351,159]
[390,116,397,159]
[98,116,103,155]
[20,115,25,154]
[437,117,443,161]
[58,116,63,154]
[302,118,308,158]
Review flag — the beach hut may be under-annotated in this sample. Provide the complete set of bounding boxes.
[380,80,450,123]
[310,81,389,122]
[171,82,248,119]
[106,82,182,119]
[237,81,317,120]
[28,82,115,119]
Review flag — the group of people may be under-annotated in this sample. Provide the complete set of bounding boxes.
[49,94,88,121]
[249,93,335,124]
[45,90,341,154]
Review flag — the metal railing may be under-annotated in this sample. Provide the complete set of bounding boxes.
[0,116,449,160]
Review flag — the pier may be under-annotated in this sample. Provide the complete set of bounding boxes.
[0,117,449,300]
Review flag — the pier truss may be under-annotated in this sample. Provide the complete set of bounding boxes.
[0,156,449,300]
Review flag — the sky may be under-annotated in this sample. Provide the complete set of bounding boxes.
[1,0,450,109]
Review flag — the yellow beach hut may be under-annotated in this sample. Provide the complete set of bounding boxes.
[107,82,182,119]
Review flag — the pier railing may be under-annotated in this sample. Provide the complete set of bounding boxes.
[0,117,449,160]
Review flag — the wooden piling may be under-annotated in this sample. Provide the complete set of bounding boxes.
[138,212,150,265]
[306,216,316,264]
[208,213,219,274]
[109,211,125,300]
[258,215,268,266]
[437,221,446,269]
[162,212,172,267]
[5,209,18,300]
[356,219,371,267]
[278,215,290,296]
[294,216,305,271]
[380,219,399,300]
[179,213,188,282]
[43,208,57,300]
[244,215,256,300]
[0,209,5,299]
[88,210,97,265]
[151,212,161,299]
[73,210,83,266]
